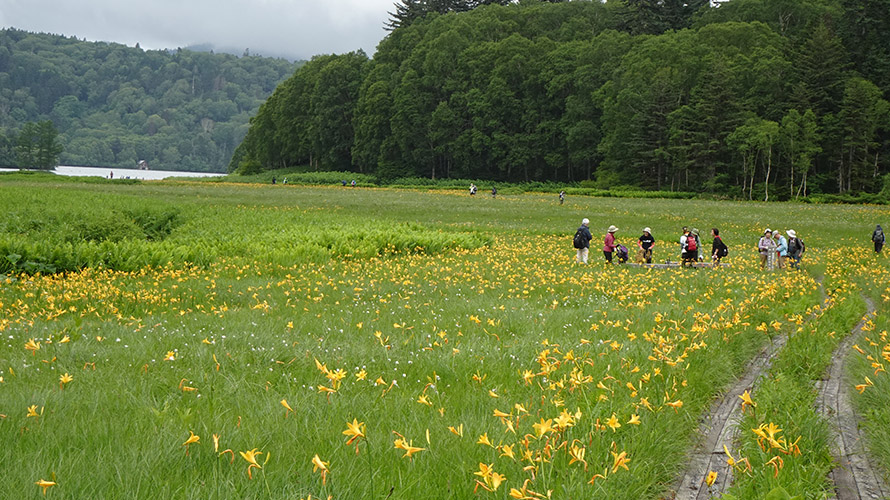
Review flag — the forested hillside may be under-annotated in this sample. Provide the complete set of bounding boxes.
[234,0,890,199]
[0,29,299,172]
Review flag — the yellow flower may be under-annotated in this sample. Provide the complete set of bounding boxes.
[532,418,553,438]
[477,433,493,447]
[343,418,366,446]
[35,479,56,496]
[25,338,41,355]
[311,454,329,485]
[281,399,294,417]
[182,431,200,446]
[212,433,220,452]
[393,438,425,459]
[27,405,42,418]
[666,400,683,412]
[627,414,641,425]
[611,450,631,473]
[739,390,756,413]
[164,351,176,361]
[606,413,621,432]
[568,442,587,468]
[240,448,263,479]
[474,463,505,492]
[59,373,73,389]
[705,470,718,487]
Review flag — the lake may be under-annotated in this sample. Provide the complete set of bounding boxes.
[0,166,225,180]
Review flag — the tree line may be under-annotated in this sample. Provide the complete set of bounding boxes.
[233,0,890,199]
[0,29,298,172]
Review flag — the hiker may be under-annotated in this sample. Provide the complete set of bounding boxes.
[283,177,288,185]
[272,176,276,184]
[873,225,885,253]
[351,179,356,187]
[758,229,776,270]
[773,230,788,269]
[711,228,728,265]
[491,186,497,198]
[559,191,565,205]
[637,227,655,264]
[680,228,698,267]
[573,218,593,264]
[691,229,703,262]
[603,225,619,263]
[470,183,477,196]
[787,229,805,270]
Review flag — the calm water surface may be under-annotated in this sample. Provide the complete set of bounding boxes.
[0,166,225,180]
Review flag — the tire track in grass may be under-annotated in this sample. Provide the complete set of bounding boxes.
[817,296,890,500]
[671,333,788,499]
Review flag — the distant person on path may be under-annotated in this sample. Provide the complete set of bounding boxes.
[637,227,655,264]
[603,225,619,263]
[759,229,776,270]
[271,176,276,184]
[573,218,593,264]
[787,229,805,270]
[711,228,728,265]
[109,171,113,179]
[351,179,356,187]
[873,225,885,253]
[342,180,347,186]
[470,183,477,196]
[680,227,698,267]
[773,230,788,269]
[491,186,497,198]
[283,177,288,185]
[559,191,565,205]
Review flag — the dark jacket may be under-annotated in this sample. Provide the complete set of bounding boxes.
[788,237,805,258]
[577,225,593,249]
[711,236,727,257]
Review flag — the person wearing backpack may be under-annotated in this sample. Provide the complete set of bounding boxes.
[603,225,619,263]
[573,218,593,264]
[711,228,728,265]
[681,228,698,267]
[873,225,885,253]
[787,229,805,270]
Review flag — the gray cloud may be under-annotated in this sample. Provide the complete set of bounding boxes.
[0,0,395,59]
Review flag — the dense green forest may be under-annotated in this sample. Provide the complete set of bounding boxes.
[234,0,890,199]
[0,29,299,172]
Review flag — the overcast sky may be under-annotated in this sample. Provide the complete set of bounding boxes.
[0,0,397,60]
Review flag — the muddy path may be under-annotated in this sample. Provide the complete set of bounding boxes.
[817,296,890,500]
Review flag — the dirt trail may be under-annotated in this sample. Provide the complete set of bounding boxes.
[670,333,787,500]
[817,297,890,500]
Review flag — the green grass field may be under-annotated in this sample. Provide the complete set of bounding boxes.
[1,175,889,499]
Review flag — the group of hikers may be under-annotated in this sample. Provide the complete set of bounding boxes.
[571,219,811,269]
[755,228,805,270]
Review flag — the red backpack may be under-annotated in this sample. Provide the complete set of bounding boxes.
[686,235,697,251]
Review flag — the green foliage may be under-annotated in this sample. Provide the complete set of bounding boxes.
[233,0,890,199]
[0,28,298,172]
